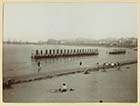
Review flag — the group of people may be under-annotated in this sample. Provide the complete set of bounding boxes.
[97,62,121,72]
[53,83,74,93]
[59,83,67,92]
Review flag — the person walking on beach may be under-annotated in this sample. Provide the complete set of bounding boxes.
[117,62,121,71]
[102,62,106,72]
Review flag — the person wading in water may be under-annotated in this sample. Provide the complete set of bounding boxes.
[37,61,41,72]
[97,62,100,71]
[80,61,82,66]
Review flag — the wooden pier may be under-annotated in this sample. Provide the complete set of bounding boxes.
[31,49,99,59]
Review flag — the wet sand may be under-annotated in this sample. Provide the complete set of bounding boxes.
[3,64,137,103]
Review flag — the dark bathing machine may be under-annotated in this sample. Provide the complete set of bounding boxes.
[31,49,99,59]
[109,49,126,54]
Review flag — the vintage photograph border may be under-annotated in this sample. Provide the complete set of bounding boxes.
[0,0,140,106]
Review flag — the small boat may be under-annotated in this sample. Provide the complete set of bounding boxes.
[109,49,126,54]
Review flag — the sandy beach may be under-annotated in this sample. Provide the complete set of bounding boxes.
[3,63,137,103]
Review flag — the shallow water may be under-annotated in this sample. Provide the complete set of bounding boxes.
[3,44,137,77]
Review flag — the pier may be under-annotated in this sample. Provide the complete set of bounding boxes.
[31,49,99,59]
[109,49,126,54]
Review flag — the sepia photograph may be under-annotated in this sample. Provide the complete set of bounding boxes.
[3,2,137,103]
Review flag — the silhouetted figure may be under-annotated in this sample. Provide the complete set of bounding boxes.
[3,80,13,89]
[99,100,103,103]
[80,61,82,65]
[38,61,40,67]
[37,61,41,72]
[97,62,99,71]
[117,62,121,71]
[102,63,106,72]
[70,88,74,91]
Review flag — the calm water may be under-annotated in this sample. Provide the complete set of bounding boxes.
[3,44,137,78]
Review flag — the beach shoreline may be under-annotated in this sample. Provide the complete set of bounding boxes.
[3,63,137,103]
[3,60,137,85]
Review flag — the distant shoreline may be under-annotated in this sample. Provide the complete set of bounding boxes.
[3,43,137,48]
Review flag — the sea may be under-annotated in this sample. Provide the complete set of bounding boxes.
[3,44,137,102]
[3,44,137,78]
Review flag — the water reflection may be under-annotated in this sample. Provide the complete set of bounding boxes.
[31,55,98,65]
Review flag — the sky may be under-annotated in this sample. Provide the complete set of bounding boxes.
[4,3,137,42]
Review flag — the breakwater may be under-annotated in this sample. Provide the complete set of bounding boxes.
[31,49,99,59]
[3,60,137,89]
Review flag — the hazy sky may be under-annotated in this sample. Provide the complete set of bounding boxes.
[4,3,137,41]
